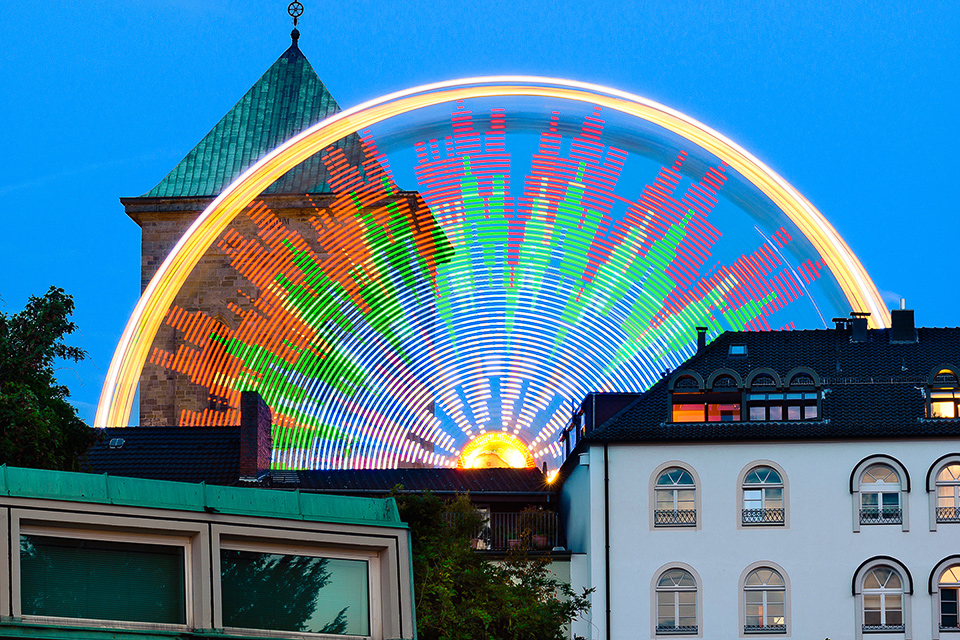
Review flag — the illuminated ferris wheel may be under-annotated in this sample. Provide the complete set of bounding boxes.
[97,78,885,471]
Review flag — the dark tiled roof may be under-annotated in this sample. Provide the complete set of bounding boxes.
[588,327,960,443]
[87,427,240,485]
[288,468,554,496]
[142,40,362,198]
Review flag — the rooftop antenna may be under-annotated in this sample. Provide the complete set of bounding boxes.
[288,1,303,44]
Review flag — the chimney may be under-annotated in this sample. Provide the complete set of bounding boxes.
[891,300,916,343]
[696,326,708,353]
[851,316,869,342]
[239,391,272,481]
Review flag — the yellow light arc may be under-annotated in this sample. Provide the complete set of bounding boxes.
[95,76,888,428]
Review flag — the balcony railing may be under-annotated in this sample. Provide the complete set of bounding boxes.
[654,509,697,526]
[941,623,960,631]
[862,624,905,632]
[937,506,960,522]
[744,624,786,633]
[655,624,698,635]
[742,508,785,525]
[449,511,563,551]
[860,508,902,525]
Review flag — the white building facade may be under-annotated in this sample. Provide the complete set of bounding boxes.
[559,317,960,640]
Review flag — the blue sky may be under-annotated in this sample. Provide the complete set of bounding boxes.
[0,0,957,424]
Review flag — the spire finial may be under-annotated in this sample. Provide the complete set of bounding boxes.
[288,2,303,43]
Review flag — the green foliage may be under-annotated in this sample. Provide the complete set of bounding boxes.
[395,491,592,640]
[0,287,96,471]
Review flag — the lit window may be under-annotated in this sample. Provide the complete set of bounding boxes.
[862,567,904,632]
[220,548,370,636]
[20,534,187,625]
[743,568,786,633]
[937,464,960,523]
[655,467,697,527]
[939,565,960,631]
[656,569,698,635]
[742,466,784,525]
[859,464,902,524]
[929,369,960,418]
[671,374,740,423]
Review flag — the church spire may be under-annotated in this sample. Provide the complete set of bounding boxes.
[289,2,303,46]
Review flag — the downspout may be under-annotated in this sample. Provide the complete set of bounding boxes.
[604,443,611,640]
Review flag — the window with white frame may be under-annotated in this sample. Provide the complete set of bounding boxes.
[936,463,960,523]
[743,568,786,633]
[655,467,697,527]
[859,465,902,525]
[18,531,189,626]
[218,540,375,637]
[862,567,905,632]
[742,466,784,525]
[939,565,960,631]
[656,568,698,635]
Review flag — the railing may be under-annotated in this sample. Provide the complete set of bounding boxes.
[860,508,902,525]
[742,508,785,525]
[655,624,698,635]
[744,624,786,633]
[941,623,960,631]
[655,510,697,526]
[449,511,563,551]
[937,506,960,522]
[862,624,905,632]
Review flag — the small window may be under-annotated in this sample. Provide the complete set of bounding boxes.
[728,344,748,357]
[20,534,186,625]
[928,368,960,418]
[656,569,698,635]
[939,565,960,631]
[221,548,370,636]
[862,567,904,632]
[655,468,697,527]
[742,467,784,525]
[860,464,902,525]
[937,464,960,523]
[744,568,786,633]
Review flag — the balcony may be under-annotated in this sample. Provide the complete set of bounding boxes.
[450,511,563,552]
[937,506,960,523]
[862,624,905,633]
[744,624,786,633]
[742,508,785,525]
[655,509,697,526]
[656,624,698,635]
[859,508,902,525]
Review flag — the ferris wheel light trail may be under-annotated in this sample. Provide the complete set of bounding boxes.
[95,77,887,430]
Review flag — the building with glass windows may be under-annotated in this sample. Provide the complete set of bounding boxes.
[0,465,416,640]
[557,309,960,640]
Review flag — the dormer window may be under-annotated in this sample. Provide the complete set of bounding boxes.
[669,371,742,423]
[928,367,960,418]
[745,369,819,421]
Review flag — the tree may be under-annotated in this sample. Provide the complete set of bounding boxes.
[0,287,96,471]
[394,491,592,640]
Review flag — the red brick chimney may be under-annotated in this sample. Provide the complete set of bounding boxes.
[239,391,272,480]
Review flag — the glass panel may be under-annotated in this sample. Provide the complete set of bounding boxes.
[864,595,882,625]
[769,406,782,421]
[932,401,956,418]
[707,403,740,422]
[862,493,879,509]
[764,488,783,509]
[786,405,801,420]
[745,571,764,586]
[658,468,693,486]
[938,464,960,482]
[942,588,958,627]
[804,404,818,419]
[885,595,903,626]
[885,572,902,590]
[677,490,696,511]
[941,567,960,585]
[767,590,785,604]
[785,393,802,400]
[657,592,675,626]
[672,404,705,422]
[749,406,766,421]
[656,490,676,511]
[20,534,185,624]
[743,489,762,510]
[658,569,694,587]
[863,570,884,589]
[221,549,369,636]
[882,493,901,509]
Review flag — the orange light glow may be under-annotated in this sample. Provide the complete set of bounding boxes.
[458,433,535,469]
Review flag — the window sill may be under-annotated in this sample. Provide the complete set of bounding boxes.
[744,624,786,634]
[656,625,698,635]
[862,624,905,633]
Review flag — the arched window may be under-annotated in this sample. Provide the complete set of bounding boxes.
[861,567,905,632]
[743,567,786,632]
[928,367,960,418]
[742,466,785,525]
[939,565,960,631]
[936,463,960,523]
[655,467,697,527]
[656,568,698,635]
[859,464,903,525]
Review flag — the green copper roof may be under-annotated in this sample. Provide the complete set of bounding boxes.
[142,38,362,198]
[0,465,403,527]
